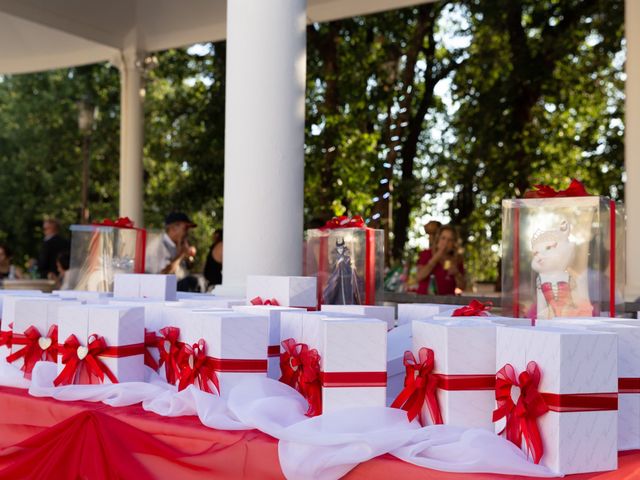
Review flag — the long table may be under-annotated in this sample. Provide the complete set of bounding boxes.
[0,386,637,479]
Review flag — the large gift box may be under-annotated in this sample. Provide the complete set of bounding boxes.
[55,304,145,385]
[68,218,146,292]
[113,273,177,301]
[495,325,618,474]
[304,216,384,305]
[232,305,300,379]
[177,311,269,395]
[395,319,498,429]
[246,275,316,308]
[542,318,640,451]
[501,182,625,320]
[280,313,387,415]
[321,304,395,330]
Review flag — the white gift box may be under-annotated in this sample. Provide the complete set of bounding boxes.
[412,319,498,429]
[496,326,618,475]
[0,293,48,362]
[113,273,177,301]
[56,304,145,384]
[397,303,459,326]
[178,311,269,394]
[280,313,387,414]
[246,275,316,307]
[233,305,300,379]
[321,304,395,330]
[179,297,245,308]
[53,290,112,303]
[542,318,640,451]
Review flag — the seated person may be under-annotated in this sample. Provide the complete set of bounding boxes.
[415,225,465,295]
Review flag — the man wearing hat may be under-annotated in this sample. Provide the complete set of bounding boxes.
[145,212,197,282]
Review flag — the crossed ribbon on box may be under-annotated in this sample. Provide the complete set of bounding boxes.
[279,338,322,417]
[6,325,57,376]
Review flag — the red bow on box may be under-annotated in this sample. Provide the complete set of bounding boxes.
[94,217,135,228]
[279,338,322,417]
[452,299,493,317]
[54,334,118,386]
[6,325,57,375]
[391,347,443,425]
[321,215,366,230]
[493,361,549,464]
[177,339,220,395]
[524,179,590,199]
[0,329,13,349]
[144,329,159,371]
[157,327,182,385]
[250,296,280,306]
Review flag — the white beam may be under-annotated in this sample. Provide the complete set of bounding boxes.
[626,0,640,300]
[220,0,307,294]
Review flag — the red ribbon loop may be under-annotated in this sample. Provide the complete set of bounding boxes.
[321,215,366,230]
[524,179,590,198]
[493,362,548,464]
[391,347,443,425]
[0,329,13,349]
[250,296,280,306]
[452,299,493,317]
[279,338,322,417]
[53,334,119,386]
[144,329,159,371]
[6,325,58,375]
[157,326,182,384]
[94,217,135,228]
[177,339,220,395]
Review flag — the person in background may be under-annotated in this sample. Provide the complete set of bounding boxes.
[56,251,72,290]
[415,225,465,295]
[38,218,69,279]
[203,229,223,291]
[0,244,23,279]
[424,220,442,249]
[145,212,199,291]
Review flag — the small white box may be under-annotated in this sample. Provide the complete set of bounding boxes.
[397,303,459,326]
[53,290,112,303]
[56,304,145,384]
[412,319,498,429]
[496,326,618,474]
[0,294,47,362]
[179,311,269,394]
[321,304,395,330]
[246,275,316,307]
[113,273,177,301]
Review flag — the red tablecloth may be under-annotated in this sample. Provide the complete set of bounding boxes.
[0,386,638,479]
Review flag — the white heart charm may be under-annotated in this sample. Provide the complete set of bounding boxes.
[38,337,52,351]
[510,385,521,405]
[188,354,195,370]
[77,346,89,360]
[164,340,171,353]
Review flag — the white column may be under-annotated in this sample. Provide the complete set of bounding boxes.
[626,0,640,301]
[220,0,307,294]
[118,49,145,227]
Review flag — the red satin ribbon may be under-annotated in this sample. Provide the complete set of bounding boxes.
[436,373,496,391]
[492,362,549,464]
[619,378,640,394]
[6,325,58,375]
[177,339,220,394]
[320,371,387,387]
[452,299,493,317]
[320,216,366,230]
[250,296,280,306]
[524,179,590,198]
[0,329,13,349]
[144,329,159,371]
[94,217,135,228]
[53,334,119,386]
[267,345,280,357]
[391,348,443,425]
[279,338,322,417]
[157,326,183,384]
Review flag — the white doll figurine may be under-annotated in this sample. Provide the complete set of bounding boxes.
[530,220,592,320]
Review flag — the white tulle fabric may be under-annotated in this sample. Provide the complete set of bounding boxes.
[0,362,559,479]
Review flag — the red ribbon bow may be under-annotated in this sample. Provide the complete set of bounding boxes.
[177,339,220,394]
[524,179,590,199]
[493,362,549,464]
[250,296,280,306]
[94,217,135,228]
[144,329,159,371]
[321,215,366,230]
[157,327,182,384]
[54,334,118,386]
[0,329,13,349]
[279,338,323,417]
[391,348,443,425]
[452,299,493,317]
[6,325,58,375]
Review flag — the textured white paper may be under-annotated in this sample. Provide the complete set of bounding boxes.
[321,304,395,330]
[397,303,459,326]
[246,275,317,307]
